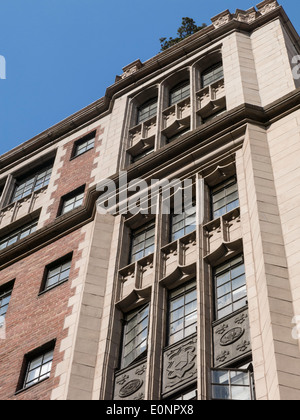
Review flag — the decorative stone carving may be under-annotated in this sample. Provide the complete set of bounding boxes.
[120,59,143,80]
[114,361,146,400]
[211,11,233,29]
[162,335,197,397]
[235,8,258,24]
[213,308,251,367]
[257,0,279,16]
[119,379,144,398]
[220,327,245,346]
[216,350,230,363]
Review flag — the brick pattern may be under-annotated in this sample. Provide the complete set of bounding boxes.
[0,229,87,400]
[42,126,104,226]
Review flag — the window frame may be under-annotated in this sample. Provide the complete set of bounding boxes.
[169,80,190,107]
[129,221,156,264]
[0,280,14,324]
[211,177,239,220]
[136,98,158,125]
[17,340,56,393]
[211,366,255,401]
[71,132,96,159]
[121,304,150,369]
[201,62,224,89]
[167,280,197,346]
[170,199,196,242]
[0,219,38,251]
[214,255,247,321]
[10,163,53,204]
[40,253,73,294]
[59,186,85,216]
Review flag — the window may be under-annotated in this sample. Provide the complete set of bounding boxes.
[60,187,85,215]
[171,201,196,242]
[131,148,154,164]
[73,132,95,158]
[0,220,38,251]
[174,388,197,401]
[201,62,224,88]
[121,305,149,369]
[42,255,72,292]
[0,282,14,325]
[169,81,190,106]
[11,164,53,203]
[137,99,157,124]
[211,368,255,400]
[211,178,239,219]
[129,221,155,263]
[214,256,247,320]
[23,348,54,389]
[168,281,197,346]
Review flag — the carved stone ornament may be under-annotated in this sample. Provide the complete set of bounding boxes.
[162,336,197,395]
[120,59,143,80]
[213,308,251,367]
[235,313,248,325]
[216,324,229,335]
[114,360,146,401]
[257,1,279,16]
[220,327,245,346]
[135,365,146,376]
[216,350,230,363]
[211,11,232,29]
[119,379,144,398]
[237,340,251,353]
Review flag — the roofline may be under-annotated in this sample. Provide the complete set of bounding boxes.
[0,1,299,170]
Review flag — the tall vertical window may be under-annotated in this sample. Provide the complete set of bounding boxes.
[171,201,196,242]
[129,221,155,263]
[11,164,53,203]
[0,282,14,324]
[201,62,224,88]
[137,99,158,124]
[121,305,149,369]
[168,281,197,346]
[214,255,247,320]
[169,81,190,106]
[211,178,239,219]
[211,368,255,400]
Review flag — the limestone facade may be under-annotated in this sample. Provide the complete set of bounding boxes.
[0,0,300,400]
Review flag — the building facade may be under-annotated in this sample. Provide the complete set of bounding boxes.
[1,0,300,400]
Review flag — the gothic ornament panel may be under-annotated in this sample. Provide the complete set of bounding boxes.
[162,335,197,397]
[114,361,146,401]
[213,308,251,367]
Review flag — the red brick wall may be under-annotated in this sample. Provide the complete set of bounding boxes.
[0,227,87,400]
[44,126,103,224]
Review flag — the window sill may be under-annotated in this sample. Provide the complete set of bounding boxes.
[15,376,50,396]
[38,278,69,297]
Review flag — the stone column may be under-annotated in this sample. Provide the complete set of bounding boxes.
[236,123,300,400]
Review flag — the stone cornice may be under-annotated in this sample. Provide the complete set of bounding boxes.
[0,2,299,172]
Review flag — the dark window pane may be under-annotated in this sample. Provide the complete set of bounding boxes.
[122,305,149,369]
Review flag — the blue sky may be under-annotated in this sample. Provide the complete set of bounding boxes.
[0,0,298,156]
